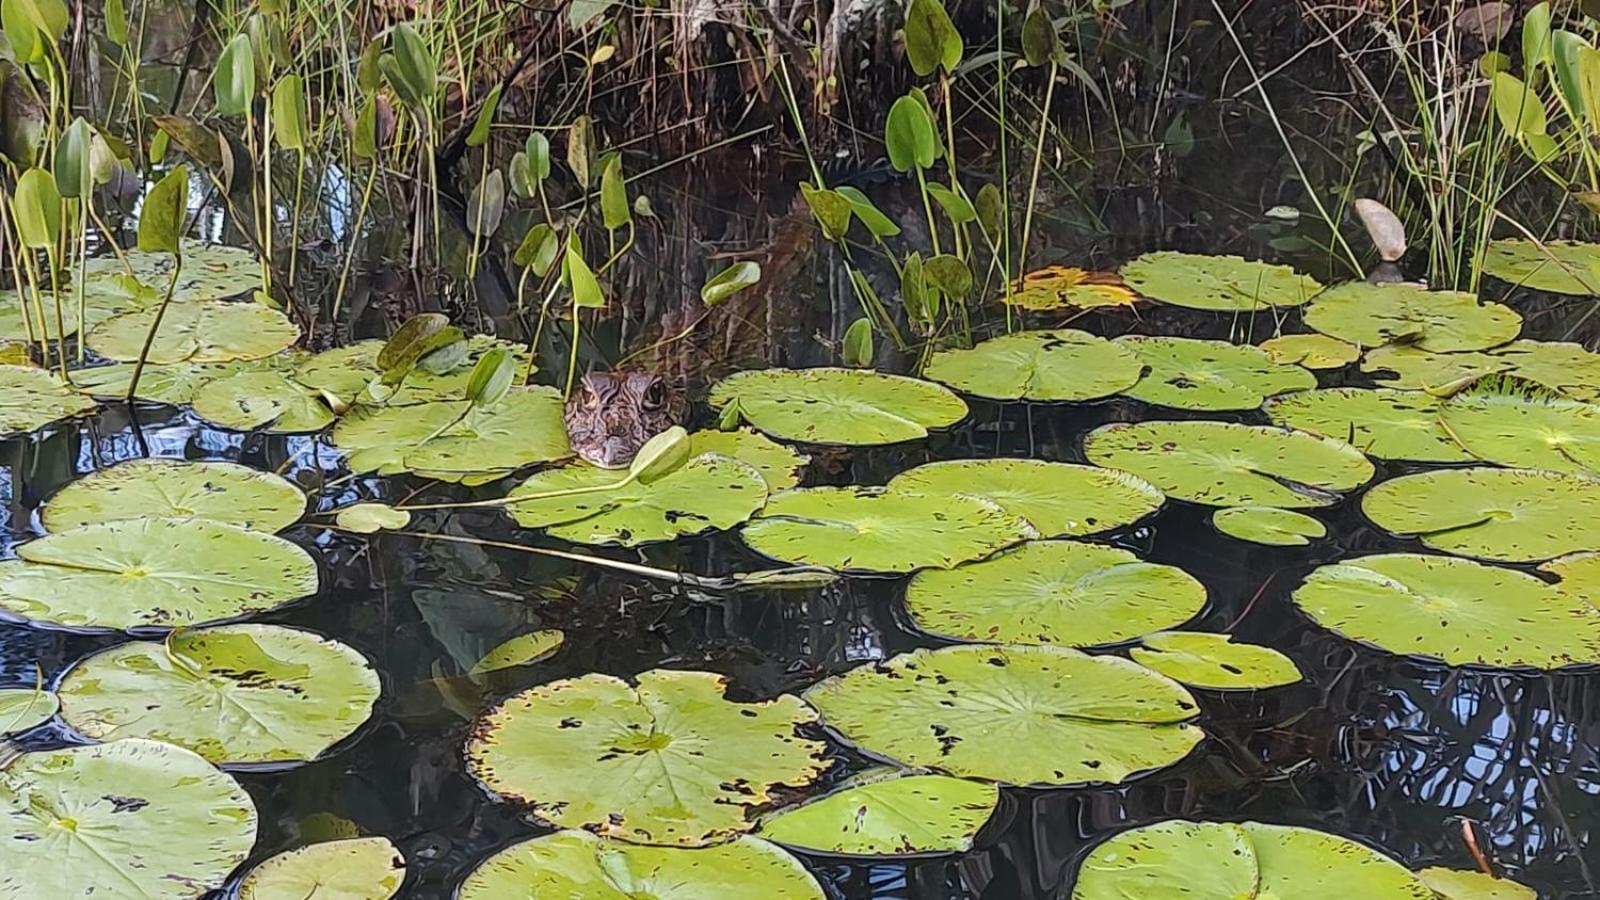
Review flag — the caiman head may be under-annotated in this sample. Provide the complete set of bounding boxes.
[563,371,686,468]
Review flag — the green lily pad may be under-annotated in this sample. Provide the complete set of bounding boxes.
[904,540,1205,646]
[1211,506,1327,546]
[293,337,532,407]
[239,837,406,900]
[508,455,768,546]
[889,459,1164,536]
[1361,467,1600,562]
[1291,553,1600,668]
[1072,820,1432,900]
[59,624,380,765]
[0,364,96,434]
[708,368,967,445]
[0,518,319,630]
[1544,551,1600,610]
[805,644,1202,786]
[1084,421,1374,508]
[457,831,824,900]
[470,629,564,675]
[70,359,269,406]
[192,370,338,432]
[0,687,57,732]
[1438,376,1600,474]
[0,275,158,342]
[332,387,570,477]
[1263,387,1472,462]
[87,300,300,363]
[1259,333,1360,369]
[466,669,827,846]
[1116,336,1315,411]
[1303,282,1521,351]
[0,739,258,900]
[759,771,998,856]
[923,330,1142,401]
[687,428,809,490]
[1363,340,1600,400]
[1479,238,1600,294]
[1129,632,1303,689]
[41,458,305,532]
[83,241,261,302]
[1416,867,1537,900]
[741,486,1036,573]
[1118,252,1322,311]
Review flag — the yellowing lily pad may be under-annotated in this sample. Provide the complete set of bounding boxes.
[1263,387,1471,462]
[1479,238,1600,294]
[87,300,300,363]
[759,771,998,856]
[470,630,564,675]
[1416,867,1537,900]
[1129,632,1303,689]
[1259,333,1359,369]
[888,459,1164,536]
[1119,252,1322,311]
[709,368,967,445]
[0,364,96,434]
[1116,336,1315,411]
[1212,506,1327,546]
[467,669,826,846]
[1361,467,1600,562]
[1303,282,1521,351]
[904,540,1205,647]
[1004,266,1137,310]
[41,458,305,532]
[239,837,406,900]
[806,644,1203,786]
[923,330,1143,401]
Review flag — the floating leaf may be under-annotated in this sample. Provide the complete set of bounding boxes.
[1004,265,1136,310]
[1263,387,1472,462]
[239,837,406,900]
[1416,868,1537,900]
[924,330,1142,402]
[1439,376,1600,474]
[889,459,1163,536]
[1363,340,1600,400]
[742,486,1035,573]
[904,540,1204,646]
[1119,252,1322,311]
[1292,553,1600,668]
[59,624,379,765]
[332,387,570,478]
[466,669,826,846]
[470,630,564,675]
[0,364,96,434]
[71,360,254,406]
[84,242,260,302]
[1362,467,1600,562]
[686,428,808,490]
[0,740,257,900]
[1084,421,1374,508]
[759,772,997,856]
[807,644,1202,785]
[1130,632,1303,690]
[1480,238,1600,294]
[1258,333,1360,369]
[42,458,304,532]
[1211,506,1326,546]
[0,686,56,732]
[88,300,299,363]
[0,518,317,631]
[1303,282,1521,351]
[1117,336,1315,411]
[458,831,823,899]
[336,502,411,534]
[192,369,338,432]
[709,368,966,445]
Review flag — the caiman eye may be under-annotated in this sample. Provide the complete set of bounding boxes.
[642,380,665,409]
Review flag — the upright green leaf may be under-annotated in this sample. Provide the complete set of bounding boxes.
[564,236,604,308]
[52,117,93,199]
[926,182,976,224]
[903,0,962,76]
[842,317,873,367]
[975,182,1003,241]
[271,75,308,151]
[467,170,505,237]
[513,223,560,276]
[1552,31,1593,121]
[356,41,383,95]
[137,165,188,255]
[566,115,592,187]
[1523,3,1554,76]
[702,261,762,306]
[799,183,852,241]
[467,84,502,147]
[377,313,452,373]
[104,0,127,46]
[2,0,67,64]
[214,33,256,117]
[599,151,629,230]
[390,23,435,105]
[1020,3,1057,67]
[569,0,615,31]
[836,186,901,238]
[885,94,938,172]
[466,346,516,408]
[353,96,379,159]
[527,132,552,179]
[901,251,930,324]
[10,167,59,248]
[924,254,972,302]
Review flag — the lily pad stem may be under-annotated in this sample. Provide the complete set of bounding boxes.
[124,250,182,403]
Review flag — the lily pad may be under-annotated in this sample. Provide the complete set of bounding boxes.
[1073,820,1432,900]
[1291,553,1600,668]
[0,364,96,434]
[192,370,338,432]
[332,387,570,477]
[0,518,318,630]
[87,300,300,363]
[83,241,261,302]
[0,739,257,900]
[1263,387,1471,462]
[759,771,998,856]
[1003,266,1136,310]
[1116,336,1315,411]
[889,459,1163,536]
[1084,421,1374,508]
[1211,506,1327,546]
[1361,467,1600,562]
[805,644,1203,785]
[466,669,827,846]
[1118,252,1322,311]
[239,837,406,900]
[1479,238,1600,294]
[1129,632,1303,689]
[708,368,967,445]
[508,455,769,546]
[923,330,1142,401]
[470,630,564,675]
[70,359,267,406]
[457,831,824,900]
[1259,333,1360,369]
[741,486,1036,573]
[0,276,156,342]
[58,624,380,765]
[688,428,809,489]
[1438,376,1600,474]
[41,458,305,532]
[0,687,57,732]
[1363,341,1600,400]
[1303,282,1521,351]
[1416,868,1537,900]
[905,540,1205,646]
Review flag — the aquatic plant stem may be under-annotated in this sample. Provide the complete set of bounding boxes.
[332,164,379,324]
[125,255,183,403]
[288,149,306,285]
[1018,59,1057,273]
